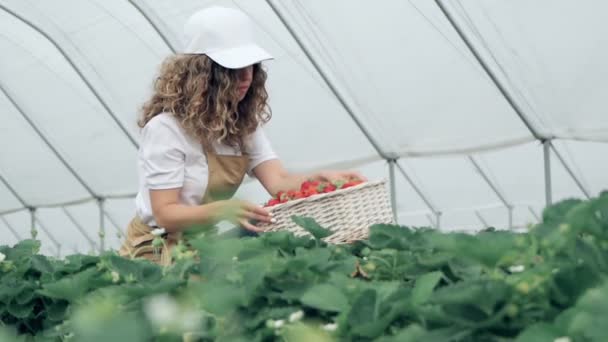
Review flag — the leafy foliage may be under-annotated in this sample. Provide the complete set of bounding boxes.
[1,192,608,341]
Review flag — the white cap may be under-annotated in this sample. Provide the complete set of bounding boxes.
[182,6,273,69]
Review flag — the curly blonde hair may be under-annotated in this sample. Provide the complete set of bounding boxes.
[139,54,271,150]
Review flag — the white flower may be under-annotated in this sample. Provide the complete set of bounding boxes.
[288,310,304,322]
[144,294,204,333]
[363,256,368,261]
[554,337,571,342]
[508,265,525,273]
[266,319,286,330]
[151,228,166,236]
[111,271,120,283]
[273,320,285,329]
[322,323,338,331]
[144,294,179,326]
[0,252,5,263]
[178,309,204,332]
[232,256,238,262]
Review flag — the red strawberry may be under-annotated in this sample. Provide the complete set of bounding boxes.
[266,199,280,207]
[342,180,363,189]
[323,183,337,193]
[287,190,298,199]
[276,191,289,202]
[303,188,319,197]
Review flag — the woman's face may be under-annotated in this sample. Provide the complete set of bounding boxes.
[236,65,254,101]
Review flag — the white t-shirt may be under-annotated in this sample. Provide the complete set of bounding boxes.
[134,113,277,226]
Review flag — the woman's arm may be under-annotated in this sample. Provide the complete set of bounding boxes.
[252,159,366,196]
[150,188,272,233]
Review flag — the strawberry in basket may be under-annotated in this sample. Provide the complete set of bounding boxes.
[264,177,365,207]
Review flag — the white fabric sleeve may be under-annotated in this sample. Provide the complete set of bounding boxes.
[140,116,186,189]
[246,126,278,175]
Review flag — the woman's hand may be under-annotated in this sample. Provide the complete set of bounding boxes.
[214,199,275,232]
[312,170,367,183]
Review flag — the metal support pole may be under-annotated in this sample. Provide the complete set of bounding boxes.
[62,207,97,251]
[394,162,441,229]
[0,171,27,207]
[468,156,514,229]
[1,216,22,240]
[98,198,105,252]
[436,212,442,230]
[426,213,436,228]
[543,140,552,206]
[36,219,61,258]
[528,206,541,222]
[475,210,490,229]
[29,208,37,239]
[550,144,591,199]
[388,159,398,223]
[104,211,125,239]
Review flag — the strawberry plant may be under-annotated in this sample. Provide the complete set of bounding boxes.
[0,191,607,341]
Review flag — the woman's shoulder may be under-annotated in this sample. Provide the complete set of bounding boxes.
[143,112,180,130]
[140,113,191,146]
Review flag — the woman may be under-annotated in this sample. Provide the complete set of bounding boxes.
[119,6,363,265]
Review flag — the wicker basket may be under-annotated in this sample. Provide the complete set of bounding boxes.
[258,179,394,244]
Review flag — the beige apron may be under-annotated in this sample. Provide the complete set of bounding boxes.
[119,143,249,266]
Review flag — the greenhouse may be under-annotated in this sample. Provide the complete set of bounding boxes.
[0,0,607,341]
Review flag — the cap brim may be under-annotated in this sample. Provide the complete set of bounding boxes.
[206,43,273,69]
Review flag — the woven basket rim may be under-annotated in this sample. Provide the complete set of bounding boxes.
[264,179,388,212]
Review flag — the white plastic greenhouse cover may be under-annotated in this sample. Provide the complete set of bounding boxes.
[0,0,606,256]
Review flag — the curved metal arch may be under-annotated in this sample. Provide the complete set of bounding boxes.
[0,216,22,240]
[395,161,442,229]
[265,0,450,228]
[550,143,592,199]
[468,156,514,229]
[0,1,139,148]
[0,82,98,197]
[434,0,593,208]
[265,0,394,161]
[126,0,180,53]
[0,88,108,249]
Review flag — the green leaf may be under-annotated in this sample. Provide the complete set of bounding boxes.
[347,289,397,338]
[0,281,26,301]
[282,322,335,342]
[347,289,377,327]
[196,281,245,315]
[301,284,349,312]
[411,271,443,306]
[366,224,411,250]
[431,279,510,317]
[72,302,150,342]
[15,284,37,305]
[7,299,35,319]
[4,239,40,260]
[516,323,562,342]
[45,300,69,322]
[30,255,56,275]
[543,198,583,224]
[105,254,162,283]
[291,216,333,240]
[58,254,99,273]
[37,267,106,301]
[376,324,426,342]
